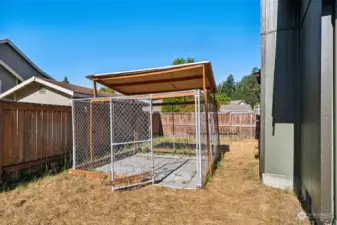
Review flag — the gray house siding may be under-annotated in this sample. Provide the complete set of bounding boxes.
[261,0,296,187]
[261,0,334,223]
[0,64,18,93]
[298,0,323,218]
[0,44,46,80]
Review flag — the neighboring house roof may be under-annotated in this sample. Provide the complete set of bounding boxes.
[0,76,117,100]
[0,39,53,80]
[0,59,24,81]
[230,100,246,105]
[219,104,253,112]
[37,77,117,97]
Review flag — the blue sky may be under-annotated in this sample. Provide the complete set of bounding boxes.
[1,0,260,88]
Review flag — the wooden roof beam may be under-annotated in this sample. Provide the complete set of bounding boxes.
[127,86,212,95]
[90,64,203,81]
[108,75,203,88]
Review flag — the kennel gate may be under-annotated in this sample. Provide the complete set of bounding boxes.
[72,90,217,190]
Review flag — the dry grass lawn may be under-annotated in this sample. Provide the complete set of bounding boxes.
[0,140,311,225]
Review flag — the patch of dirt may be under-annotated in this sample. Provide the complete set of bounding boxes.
[0,140,311,225]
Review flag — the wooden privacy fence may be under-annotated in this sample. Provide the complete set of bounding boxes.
[0,101,72,183]
[153,112,257,140]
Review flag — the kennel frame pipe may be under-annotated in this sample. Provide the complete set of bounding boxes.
[110,98,115,190]
[197,90,202,187]
[149,95,155,184]
[71,101,76,169]
[194,90,200,187]
[91,81,97,163]
[111,139,152,146]
[89,102,93,162]
[171,104,175,151]
[208,100,213,163]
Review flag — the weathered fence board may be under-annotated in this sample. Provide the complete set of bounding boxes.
[0,101,72,183]
[153,112,257,139]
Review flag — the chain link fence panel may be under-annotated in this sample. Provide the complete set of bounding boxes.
[72,91,219,190]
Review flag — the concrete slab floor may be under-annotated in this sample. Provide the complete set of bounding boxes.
[95,154,198,189]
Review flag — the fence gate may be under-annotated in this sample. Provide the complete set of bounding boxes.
[109,96,154,190]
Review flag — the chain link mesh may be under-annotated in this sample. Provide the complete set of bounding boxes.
[72,91,219,189]
[208,94,220,166]
[199,92,209,185]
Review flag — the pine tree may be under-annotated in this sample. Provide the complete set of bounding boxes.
[63,76,70,84]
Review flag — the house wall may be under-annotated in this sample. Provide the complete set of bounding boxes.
[296,0,333,221]
[0,44,46,80]
[298,0,324,219]
[13,83,72,106]
[260,0,297,189]
[261,0,334,222]
[0,64,18,93]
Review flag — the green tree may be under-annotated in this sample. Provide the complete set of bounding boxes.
[214,93,231,111]
[234,67,260,107]
[161,97,182,112]
[186,57,194,63]
[215,94,231,105]
[62,76,70,84]
[161,58,195,112]
[172,57,195,65]
[217,74,236,99]
[99,87,114,93]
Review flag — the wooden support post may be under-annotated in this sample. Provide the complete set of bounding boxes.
[90,102,93,162]
[93,81,97,98]
[203,65,212,176]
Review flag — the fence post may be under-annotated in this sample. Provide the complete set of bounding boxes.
[194,90,200,187]
[0,103,3,183]
[197,90,202,186]
[71,101,76,169]
[149,95,155,184]
[110,98,115,190]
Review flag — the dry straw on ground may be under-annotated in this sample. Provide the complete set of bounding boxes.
[0,140,311,225]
